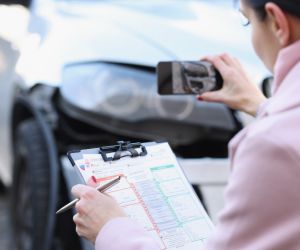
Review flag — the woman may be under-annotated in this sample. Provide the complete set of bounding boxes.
[71,0,300,249]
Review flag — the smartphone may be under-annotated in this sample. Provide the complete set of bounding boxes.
[157,61,223,95]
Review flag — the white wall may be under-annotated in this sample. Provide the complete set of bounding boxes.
[0,38,19,186]
[0,4,28,186]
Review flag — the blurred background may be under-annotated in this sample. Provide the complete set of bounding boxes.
[0,1,271,250]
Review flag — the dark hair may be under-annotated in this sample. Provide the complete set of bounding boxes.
[245,0,300,20]
[252,5,267,20]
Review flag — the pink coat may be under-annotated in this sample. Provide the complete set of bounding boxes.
[95,40,300,250]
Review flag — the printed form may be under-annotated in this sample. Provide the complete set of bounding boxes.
[74,143,214,249]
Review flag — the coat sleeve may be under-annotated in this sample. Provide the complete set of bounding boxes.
[204,135,300,250]
[95,217,160,250]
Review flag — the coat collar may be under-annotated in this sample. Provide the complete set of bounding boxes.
[258,40,300,117]
[229,40,300,167]
[272,40,300,95]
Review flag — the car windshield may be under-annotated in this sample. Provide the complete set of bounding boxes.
[54,0,229,6]
[57,0,187,1]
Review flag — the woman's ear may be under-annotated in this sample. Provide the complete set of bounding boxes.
[265,3,291,46]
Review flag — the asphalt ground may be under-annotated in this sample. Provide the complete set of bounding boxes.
[0,185,11,250]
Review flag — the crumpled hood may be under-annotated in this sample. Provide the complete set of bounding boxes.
[18,0,266,85]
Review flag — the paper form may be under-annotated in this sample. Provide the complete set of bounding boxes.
[74,143,214,249]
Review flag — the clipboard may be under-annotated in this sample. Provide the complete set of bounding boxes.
[68,141,214,249]
[67,141,153,185]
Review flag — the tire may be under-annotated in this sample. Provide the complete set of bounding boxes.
[11,119,51,250]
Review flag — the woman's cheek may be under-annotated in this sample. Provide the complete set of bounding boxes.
[251,29,273,70]
[251,29,263,60]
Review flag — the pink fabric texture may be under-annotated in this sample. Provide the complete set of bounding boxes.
[95,217,160,250]
[95,40,300,250]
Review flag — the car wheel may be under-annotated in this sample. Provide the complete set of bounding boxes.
[11,119,51,250]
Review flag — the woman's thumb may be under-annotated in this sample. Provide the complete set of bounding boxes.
[198,90,224,103]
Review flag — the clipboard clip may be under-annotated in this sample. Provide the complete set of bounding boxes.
[99,141,148,162]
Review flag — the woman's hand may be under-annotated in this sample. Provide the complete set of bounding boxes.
[71,184,126,244]
[199,54,267,116]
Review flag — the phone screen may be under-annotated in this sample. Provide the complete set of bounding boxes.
[157,61,222,95]
[157,62,173,95]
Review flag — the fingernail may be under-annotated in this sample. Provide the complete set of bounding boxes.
[71,185,78,194]
[198,96,204,101]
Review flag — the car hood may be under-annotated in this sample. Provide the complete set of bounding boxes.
[17,0,267,86]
